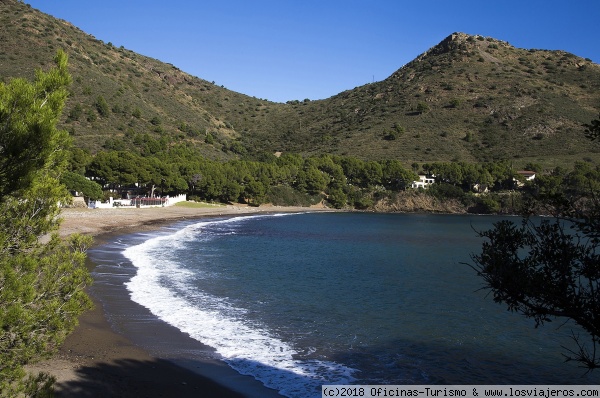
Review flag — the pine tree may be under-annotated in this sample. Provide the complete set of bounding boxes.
[0,50,92,396]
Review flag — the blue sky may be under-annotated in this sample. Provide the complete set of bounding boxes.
[25,1,600,103]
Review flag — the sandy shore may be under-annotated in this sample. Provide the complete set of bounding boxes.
[56,203,319,238]
[30,204,331,397]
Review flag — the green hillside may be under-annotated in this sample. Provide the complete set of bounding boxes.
[2,0,600,168]
[0,0,287,159]
[260,33,600,167]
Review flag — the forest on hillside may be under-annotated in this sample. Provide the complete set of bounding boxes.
[65,134,600,215]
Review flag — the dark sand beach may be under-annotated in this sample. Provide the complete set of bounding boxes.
[30,204,329,397]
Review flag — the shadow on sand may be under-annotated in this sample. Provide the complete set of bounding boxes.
[53,357,247,398]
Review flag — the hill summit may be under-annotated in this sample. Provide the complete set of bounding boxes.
[1,0,599,166]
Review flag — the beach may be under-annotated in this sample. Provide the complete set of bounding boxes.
[56,204,319,239]
[30,204,327,398]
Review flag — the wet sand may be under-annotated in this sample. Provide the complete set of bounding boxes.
[31,204,330,397]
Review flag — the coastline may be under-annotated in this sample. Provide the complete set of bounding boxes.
[31,204,332,397]
[55,203,326,239]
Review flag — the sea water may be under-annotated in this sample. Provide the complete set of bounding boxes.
[88,213,600,397]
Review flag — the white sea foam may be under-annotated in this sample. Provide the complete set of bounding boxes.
[123,215,355,398]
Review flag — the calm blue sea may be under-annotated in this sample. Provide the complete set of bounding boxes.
[88,212,600,397]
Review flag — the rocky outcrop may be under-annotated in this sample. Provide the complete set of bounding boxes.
[372,191,468,214]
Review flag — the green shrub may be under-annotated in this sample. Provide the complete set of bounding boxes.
[67,103,83,121]
[61,172,103,200]
[267,185,321,207]
[86,108,97,123]
[476,195,501,213]
[326,188,348,209]
[95,95,109,117]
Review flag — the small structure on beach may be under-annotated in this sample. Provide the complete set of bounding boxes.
[89,193,187,209]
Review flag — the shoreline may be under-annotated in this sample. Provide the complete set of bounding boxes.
[32,204,332,397]
[56,203,328,239]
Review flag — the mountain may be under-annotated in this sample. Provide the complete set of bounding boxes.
[2,0,600,167]
[0,0,285,160]
[271,33,600,165]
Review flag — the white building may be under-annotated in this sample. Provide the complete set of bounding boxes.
[411,174,435,189]
[514,171,536,187]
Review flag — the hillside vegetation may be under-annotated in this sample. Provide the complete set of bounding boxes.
[282,33,600,167]
[1,1,599,169]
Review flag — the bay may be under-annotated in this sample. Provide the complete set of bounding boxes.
[89,212,600,397]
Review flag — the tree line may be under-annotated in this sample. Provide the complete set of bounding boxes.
[64,142,600,214]
[66,147,421,209]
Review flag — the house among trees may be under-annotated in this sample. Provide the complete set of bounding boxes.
[411,174,436,189]
[514,170,536,187]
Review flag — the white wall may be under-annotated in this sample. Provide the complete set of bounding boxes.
[89,194,187,209]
